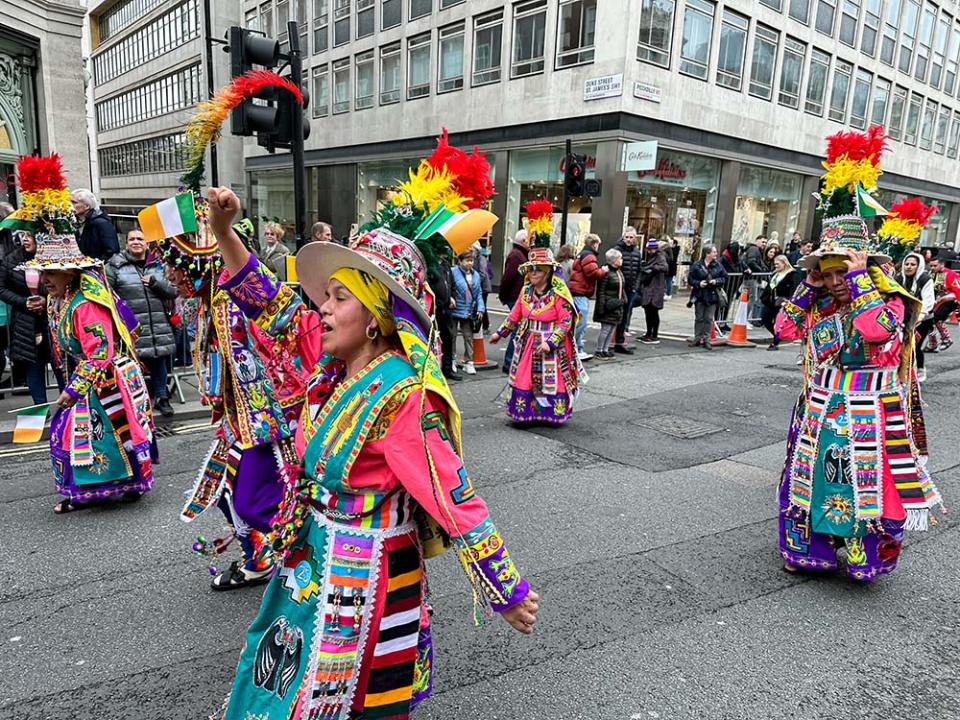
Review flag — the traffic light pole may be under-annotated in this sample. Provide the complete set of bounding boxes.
[203,0,219,186]
[560,138,571,248]
[288,21,307,250]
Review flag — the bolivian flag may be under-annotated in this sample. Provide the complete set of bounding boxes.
[138,192,198,242]
[856,184,888,217]
[415,205,498,255]
[12,404,49,444]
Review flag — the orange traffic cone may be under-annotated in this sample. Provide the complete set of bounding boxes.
[472,332,499,370]
[726,286,757,348]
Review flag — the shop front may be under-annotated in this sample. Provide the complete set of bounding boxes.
[732,164,804,248]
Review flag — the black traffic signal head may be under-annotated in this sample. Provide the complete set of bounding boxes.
[228,26,279,76]
[565,153,586,197]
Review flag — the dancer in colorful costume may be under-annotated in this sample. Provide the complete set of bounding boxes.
[774,126,942,581]
[2,154,156,513]
[489,200,585,425]
[140,71,308,589]
[205,135,533,720]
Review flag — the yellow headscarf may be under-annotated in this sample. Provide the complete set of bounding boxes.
[330,268,396,336]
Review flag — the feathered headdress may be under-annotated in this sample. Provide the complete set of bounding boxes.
[524,199,554,248]
[0,154,77,236]
[876,198,937,262]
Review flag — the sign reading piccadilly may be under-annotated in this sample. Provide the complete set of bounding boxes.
[584,73,624,101]
[622,140,658,172]
[634,80,662,103]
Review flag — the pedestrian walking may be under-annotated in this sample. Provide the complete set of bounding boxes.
[687,245,727,349]
[105,229,178,417]
[592,248,624,360]
[260,221,291,279]
[431,248,461,381]
[927,252,960,352]
[775,127,942,582]
[568,233,605,360]
[69,188,119,261]
[637,238,668,344]
[897,251,935,380]
[664,237,678,299]
[498,229,529,372]
[450,247,485,375]
[760,254,801,350]
[613,226,642,354]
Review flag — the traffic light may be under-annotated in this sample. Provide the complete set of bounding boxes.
[228,26,281,137]
[565,153,586,197]
[264,87,311,151]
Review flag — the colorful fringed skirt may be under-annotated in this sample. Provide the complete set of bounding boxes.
[221,495,432,720]
[505,320,581,425]
[778,365,939,581]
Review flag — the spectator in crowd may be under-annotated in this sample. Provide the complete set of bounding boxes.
[720,240,742,274]
[664,237,678,299]
[592,248,624,360]
[637,238,668,344]
[450,248,485,375]
[0,231,56,403]
[0,202,16,257]
[926,252,960,352]
[687,245,727,350]
[760,254,801,351]
[568,233,606,360]
[260,222,290,279]
[897,251,935,381]
[310,221,333,243]
[70,189,119,261]
[474,240,495,333]
[555,244,576,280]
[613,226,642,354]
[787,239,813,266]
[743,234,767,321]
[105,229,178,417]
[498,229,529,373]
[763,241,780,270]
[429,247,461,381]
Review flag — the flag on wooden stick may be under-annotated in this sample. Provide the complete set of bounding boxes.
[12,404,50,444]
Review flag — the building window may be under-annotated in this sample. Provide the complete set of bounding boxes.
[277,0,290,50]
[96,0,168,43]
[438,22,465,92]
[929,14,950,89]
[380,42,401,103]
[944,24,960,95]
[789,0,810,23]
[296,0,309,55]
[919,99,937,149]
[356,0,374,38]
[410,0,431,20]
[473,10,503,85]
[512,0,547,78]
[899,0,921,74]
[805,48,830,115]
[947,111,960,158]
[440,0,463,7]
[880,0,901,65]
[914,3,936,81]
[904,92,922,144]
[860,0,880,55]
[260,2,274,36]
[382,0,401,29]
[815,0,836,35]
[849,68,872,128]
[96,64,202,132]
[828,59,852,122]
[557,0,597,67]
[934,105,950,153]
[761,0,782,10]
[888,85,908,139]
[679,0,715,81]
[749,24,780,100]
[355,51,374,108]
[715,9,747,91]
[312,65,330,116]
[334,0,351,46]
[637,0,675,68]
[333,58,350,113]
[408,33,431,98]
[98,133,186,177]
[779,38,806,108]
[314,0,329,53]
[870,76,890,125]
[838,0,859,46]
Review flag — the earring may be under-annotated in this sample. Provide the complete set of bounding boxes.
[366,325,379,340]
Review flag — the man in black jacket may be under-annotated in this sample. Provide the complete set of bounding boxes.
[429,248,461,381]
[613,226,641,354]
[70,189,119,261]
[742,234,767,322]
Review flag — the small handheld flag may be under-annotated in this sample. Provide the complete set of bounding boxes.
[138,193,199,242]
[11,403,50,444]
[414,206,498,254]
[855,184,888,218]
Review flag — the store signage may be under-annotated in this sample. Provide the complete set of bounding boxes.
[558,155,597,172]
[622,141,658,172]
[633,80,662,103]
[584,73,623,101]
[635,158,688,183]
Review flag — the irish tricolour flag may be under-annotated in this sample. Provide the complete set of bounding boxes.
[415,206,499,255]
[856,185,888,218]
[138,193,198,242]
[12,404,49,444]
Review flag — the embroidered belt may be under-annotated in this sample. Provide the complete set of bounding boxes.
[811,365,900,394]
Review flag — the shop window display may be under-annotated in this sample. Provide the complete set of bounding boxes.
[732,165,803,247]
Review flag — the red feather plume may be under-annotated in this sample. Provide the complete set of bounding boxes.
[425,128,494,209]
[889,197,937,227]
[825,124,887,165]
[228,69,303,107]
[524,199,554,221]
[17,154,66,193]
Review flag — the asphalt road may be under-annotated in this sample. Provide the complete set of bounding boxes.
[2,340,958,720]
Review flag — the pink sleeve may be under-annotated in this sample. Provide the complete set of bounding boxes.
[547,299,573,348]
[496,296,525,337]
[383,390,530,612]
[851,294,904,344]
[66,302,115,397]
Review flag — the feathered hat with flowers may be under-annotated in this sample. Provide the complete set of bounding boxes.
[518,199,560,273]
[0,154,98,270]
[800,125,892,270]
